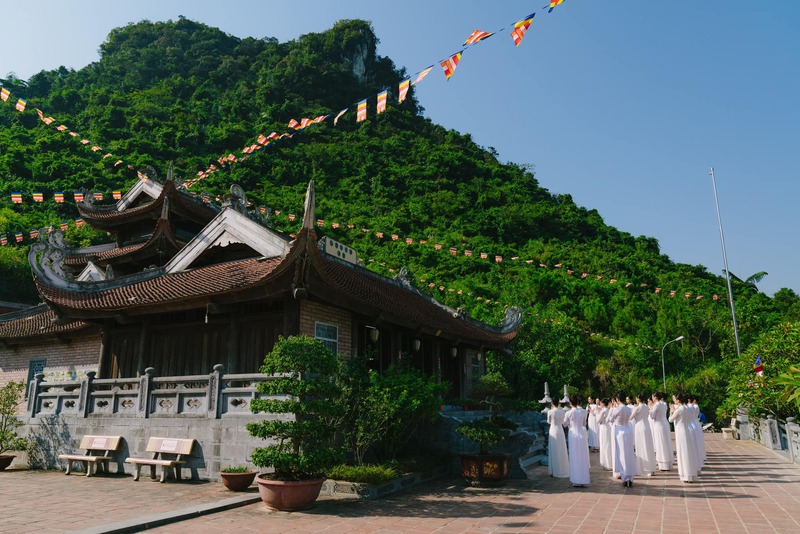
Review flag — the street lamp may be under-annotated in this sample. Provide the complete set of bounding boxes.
[660,335,685,393]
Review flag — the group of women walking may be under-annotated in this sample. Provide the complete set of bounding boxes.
[546,391,706,487]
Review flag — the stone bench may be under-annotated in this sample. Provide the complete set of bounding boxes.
[125,437,195,483]
[58,435,122,477]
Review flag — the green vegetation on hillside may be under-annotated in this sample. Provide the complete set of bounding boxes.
[2,18,799,421]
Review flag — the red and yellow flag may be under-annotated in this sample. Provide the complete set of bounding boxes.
[33,192,44,203]
[412,66,433,85]
[333,108,348,126]
[11,193,23,204]
[464,29,493,46]
[0,88,9,101]
[357,99,367,122]
[549,0,565,12]
[288,119,300,129]
[440,53,462,80]
[511,13,535,46]
[54,192,64,203]
[376,90,388,114]
[113,191,122,200]
[398,79,410,103]
[15,99,26,112]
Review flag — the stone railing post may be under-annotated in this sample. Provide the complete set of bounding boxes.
[787,417,798,463]
[78,371,96,418]
[27,373,44,417]
[208,364,224,419]
[766,415,781,450]
[137,367,155,418]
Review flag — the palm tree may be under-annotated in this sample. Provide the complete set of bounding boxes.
[722,270,769,293]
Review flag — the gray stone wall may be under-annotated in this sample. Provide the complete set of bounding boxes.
[24,413,273,481]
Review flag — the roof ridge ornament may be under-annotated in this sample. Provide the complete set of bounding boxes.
[395,266,414,289]
[223,184,249,214]
[166,161,174,183]
[301,181,315,232]
[31,229,73,282]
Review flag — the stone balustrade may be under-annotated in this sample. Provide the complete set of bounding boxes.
[744,412,800,464]
[26,364,278,420]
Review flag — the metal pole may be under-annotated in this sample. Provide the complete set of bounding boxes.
[660,336,684,393]
[710,167,742,357]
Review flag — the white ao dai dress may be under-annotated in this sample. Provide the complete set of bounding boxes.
[609,404,636,483]
[587,403,600,450]
[597,407,612,470]
[669,404,699,482]
[690,403,706,470]
[547,407,570,478]
[563,406,591,486]
[649,400,674,470]
[631,403,657,476]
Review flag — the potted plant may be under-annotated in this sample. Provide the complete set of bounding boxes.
[455,372,514,486]
[247,335,344,510]
[1,381,29,471]
[219,466,258,491]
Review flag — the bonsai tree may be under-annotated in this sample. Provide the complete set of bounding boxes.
[1,381,29,456]
[246,335,344,480]
[473,371,514,420]
[456,419,507,455]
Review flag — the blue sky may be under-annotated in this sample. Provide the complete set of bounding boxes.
[2,1,798,295]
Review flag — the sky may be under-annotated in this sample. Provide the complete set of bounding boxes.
[1,1,799,296]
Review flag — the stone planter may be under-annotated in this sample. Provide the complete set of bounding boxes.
[0,455,14,471]
[460,452,509,487]
[220,471,257,491]
[256,475,324,511]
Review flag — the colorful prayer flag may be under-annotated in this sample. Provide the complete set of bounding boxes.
[465,250,472,256]
[30,229,39,240]
[511,13,535,46]
[74,191,84,203]
[60,221,69,231]
[317,219,325,227]
[480,252,488,259]
[464,29,493,46]
[56,125,68,132]
[376,90,388,114]
[93,192,104,201]
[91,145,101,152]
[549,0,565,13]
[313,115,328,123]
[412,66,433,85]
[81,139,90,145]
[42,116,54,125]
[753,355,764,376]
[69,131,79,137]
[357,99,367,122]
[0,88,9,101]
[333,108,348,126]
[299,118,313,129]
[33,192,44,203]
[391,234,399,241]
[0,236,6,246]
[11,193,23,204]
[257,134,268,145]
[15,99,26,112]
[15,233,23,243]
[440,53,462,80]
[75,218,85,228]
[495,256,503,263]
[268,132,279,139]
[288,214,296,221]
[54,192,64,203]
[398,79,410,103]
[288,119,300,129]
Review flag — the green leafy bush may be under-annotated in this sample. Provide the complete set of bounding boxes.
[220,465,253,473]
[325,464,398,484]
[456,419,507,455]
[0,381,29,456]
[247,335,345,480]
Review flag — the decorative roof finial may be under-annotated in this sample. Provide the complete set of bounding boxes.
[302,181,316,232]
[166,161,174,183]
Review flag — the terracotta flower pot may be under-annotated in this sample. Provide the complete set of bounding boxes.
[256,475,324,511]
[220,471,257,491]
[0,455,15,471]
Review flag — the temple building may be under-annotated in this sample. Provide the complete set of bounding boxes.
[1,169,521,399]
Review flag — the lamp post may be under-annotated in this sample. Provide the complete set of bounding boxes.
[660,336,685,393]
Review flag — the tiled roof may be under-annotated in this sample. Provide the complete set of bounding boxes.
[0,306,91,340]
[36,257,285,313]
[65,243,146,267]
[318,254,518,346]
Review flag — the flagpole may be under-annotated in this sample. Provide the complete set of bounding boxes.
[710,166,742,357]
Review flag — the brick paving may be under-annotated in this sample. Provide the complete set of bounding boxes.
[1,434,799,533]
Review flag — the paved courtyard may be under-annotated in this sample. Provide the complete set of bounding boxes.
[1,434,798,533]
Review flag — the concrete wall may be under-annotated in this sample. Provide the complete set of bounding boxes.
[24,412,277,481]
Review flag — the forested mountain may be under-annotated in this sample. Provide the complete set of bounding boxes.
[2,18,799,421]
